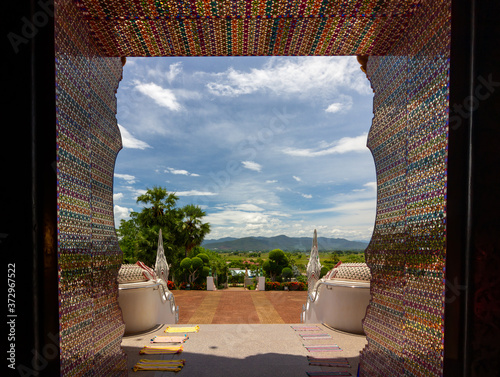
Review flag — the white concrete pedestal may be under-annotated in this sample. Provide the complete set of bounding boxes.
[207,276,215,291]
[118,280,178,334]
[257,276,266,291]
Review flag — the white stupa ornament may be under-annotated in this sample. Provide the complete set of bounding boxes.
[154,229,170,286]
[306,229,322,296]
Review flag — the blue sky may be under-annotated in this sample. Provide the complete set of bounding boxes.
[113,56,376,241]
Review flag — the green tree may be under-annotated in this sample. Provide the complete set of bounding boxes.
[136,186,180,228]
[320,266,329,278]
[281,267,293,281]
[330,252,340,265]
[117,216,140,264]
[180,204,211,257]
[205,250,229,286]
[263,249,289,281]
[269,249,288,265]
[291,265,301,278]
[180,256,204,284]
[116,186,211,280]
[195,253,209,264]
[133,186,184,268]
[134,225,161,266]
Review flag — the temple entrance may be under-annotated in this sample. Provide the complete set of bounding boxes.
[113,55,374,374]
[11,1,499,376]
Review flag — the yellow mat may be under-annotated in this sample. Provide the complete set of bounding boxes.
[139,345,183,354]
[164,325,200,333]
[133,359,185,372]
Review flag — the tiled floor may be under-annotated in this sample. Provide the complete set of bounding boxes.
[122,323,367,377]
[172,289,308,324]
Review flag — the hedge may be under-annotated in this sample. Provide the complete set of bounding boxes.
[265,281,307,291]
[171,281,207,290]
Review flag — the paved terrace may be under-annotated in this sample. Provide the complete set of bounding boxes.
[121,289,367,376]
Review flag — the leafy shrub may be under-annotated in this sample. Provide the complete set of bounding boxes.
[191,282,207,290]
[167,280,175,290]
[191,257,204,270]
[265,281,282,291]
[175,281,207,290]
[265,281,307,291]
[282,281,307,291]
[180,257,192,270]
[295,275,307,283]
[175,282,187,290]
[196,253,209,264]
[281,267,293,280]
[320,266,329,278]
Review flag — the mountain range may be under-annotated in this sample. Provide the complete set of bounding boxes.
[202,235,368,252]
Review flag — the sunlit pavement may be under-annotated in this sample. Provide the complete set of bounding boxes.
[173,289,308,324]
[121,290,366,376]
[122,323,367,377]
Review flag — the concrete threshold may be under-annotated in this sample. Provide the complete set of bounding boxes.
[121,324,367,377]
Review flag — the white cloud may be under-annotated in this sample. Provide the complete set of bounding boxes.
[115,57,376,242]
[205,210,271,226]
[283,133,368,157]
[364,182,377,190]
[164,167,200,176]
[118,124,152,149]
[205,57,370,97]
[166,168,188,175]
[242,161,262,172]
[113,193,124,201]
[166,62,182,83]
[325,103,343,113]
[147,62,182,83]
[135,82,181,111]
[231,204,265,212]
[325,95,353,113]
[267,211,291,217]
[175,190,218,196]
[299,200,375,215]
[125,186,147,199]
[251,199,270,205]
[114,173,136,184]
[276,186,290,192]
[327,227,373,242]
[114,205,133,224]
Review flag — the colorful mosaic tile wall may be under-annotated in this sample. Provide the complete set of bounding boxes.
[74,0,420,57]
[360,1,450,376]
[53,0,453,375]
[55,0,126,375]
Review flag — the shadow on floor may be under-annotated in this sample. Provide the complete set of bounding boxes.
[122,347,360,377]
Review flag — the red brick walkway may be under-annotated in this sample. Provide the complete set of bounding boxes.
[172,289,307,324]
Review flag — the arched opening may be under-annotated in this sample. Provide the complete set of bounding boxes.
[11,0,500,376]
[113,55,376,270]
[52,1,450,375]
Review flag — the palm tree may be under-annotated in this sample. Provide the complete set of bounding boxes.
[180,204,211,257]
[136,186,180,228]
